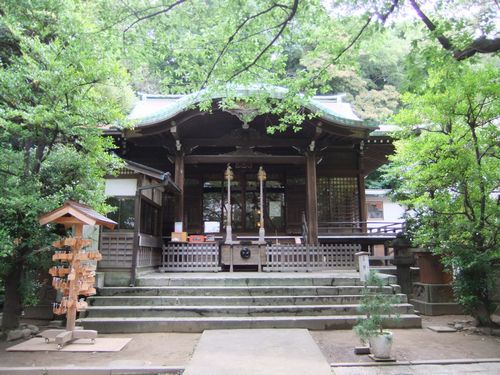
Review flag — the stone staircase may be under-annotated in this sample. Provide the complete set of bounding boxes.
[78,272,421,333]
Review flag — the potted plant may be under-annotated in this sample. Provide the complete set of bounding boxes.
[353,270,400,359]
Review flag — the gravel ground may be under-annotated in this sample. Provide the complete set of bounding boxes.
[311,315,500,364]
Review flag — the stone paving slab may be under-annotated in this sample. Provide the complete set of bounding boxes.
[183,329,331,375]
[427,325,457,332]
[6,337,131,352]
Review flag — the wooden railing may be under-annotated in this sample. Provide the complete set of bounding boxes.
[318,221,404,235]
[264,243,360,272]
[367,221,405,234]
[160,243,221,272]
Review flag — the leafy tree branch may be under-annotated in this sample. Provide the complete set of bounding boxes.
[409,0,500,60]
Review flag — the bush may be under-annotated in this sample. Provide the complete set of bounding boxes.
[353,271,400,343]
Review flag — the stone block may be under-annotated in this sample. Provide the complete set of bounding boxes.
[23,305,54,320]
[102,270,132,286]
[411,282,463,315]
[412,282,455,303]
[7,328,32,341]
[411,299,463,315]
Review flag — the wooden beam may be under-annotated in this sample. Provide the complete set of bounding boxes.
[130,136,309,149]
[305,151,319,245]
[185,155,305,164]
[182,138,308,148]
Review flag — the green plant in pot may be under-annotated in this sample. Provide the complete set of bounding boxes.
[353,271,400,359]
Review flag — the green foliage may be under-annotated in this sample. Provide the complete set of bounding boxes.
[0,0,497,328]
[0,0,129,327]
[353,271,400,342]
[365,164,398,189]
[388,60,500,325]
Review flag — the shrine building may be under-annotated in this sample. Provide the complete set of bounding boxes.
[99,86,398,285]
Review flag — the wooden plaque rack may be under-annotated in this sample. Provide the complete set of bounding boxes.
[38,200,116,349]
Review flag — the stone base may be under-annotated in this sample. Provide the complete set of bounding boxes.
[411,282,463,315]
[100,269,131,286]
[411,299,463,315]
[23,305,54,320]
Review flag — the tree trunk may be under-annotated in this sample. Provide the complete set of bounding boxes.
[2,265,23,330]
[473,301,493,327]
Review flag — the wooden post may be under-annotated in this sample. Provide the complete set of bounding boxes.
[130,189,141,286]
[357,143,367,233]
[257,166,266,243]
[356,251,370,282]
[305,151,319,245]
[65,224,82,331]
[224,164,234,244]
[174,151,185,228]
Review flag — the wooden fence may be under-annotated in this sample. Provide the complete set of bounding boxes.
[99,232,134,268]
[160,243,221,272]
[264,243,360,272]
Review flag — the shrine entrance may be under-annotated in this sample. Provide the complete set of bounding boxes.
[202,166,285,234]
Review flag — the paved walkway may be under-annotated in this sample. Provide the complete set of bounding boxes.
[332,360,500,374]
[183,329,331,375]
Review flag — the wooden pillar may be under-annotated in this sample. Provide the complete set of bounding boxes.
[66,223,83,331]
[357,142,367,234]
[130,189,141,286]
[306,151,319,245]
[174,151,185,228]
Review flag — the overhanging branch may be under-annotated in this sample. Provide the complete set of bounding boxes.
[226,0,299,83]
[200,2,289,89]
[409,0,500,60]
[124,0,189,33]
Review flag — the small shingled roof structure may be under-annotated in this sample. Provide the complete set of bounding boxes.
[39,200,117,229]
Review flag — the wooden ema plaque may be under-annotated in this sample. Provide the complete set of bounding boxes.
[38,201,116,349]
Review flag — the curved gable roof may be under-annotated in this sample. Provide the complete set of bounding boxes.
[128,85,374,130]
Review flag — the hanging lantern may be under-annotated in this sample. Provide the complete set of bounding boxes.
[257,166,267,182]
[224,164,234,181]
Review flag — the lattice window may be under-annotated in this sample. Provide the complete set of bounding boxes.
[317,177,360,223]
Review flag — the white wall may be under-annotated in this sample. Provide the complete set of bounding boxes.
[383,201,405,221]
[105,179,137,196]
[366,189,406,224]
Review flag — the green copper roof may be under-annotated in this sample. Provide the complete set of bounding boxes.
[128,85,377,130]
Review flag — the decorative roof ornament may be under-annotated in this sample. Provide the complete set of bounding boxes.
[224,100,261,129]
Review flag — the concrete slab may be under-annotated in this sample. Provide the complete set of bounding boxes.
[332,362,500,375]
[6,337,131,352]
[427,325,457,333]
[183,329,331,375]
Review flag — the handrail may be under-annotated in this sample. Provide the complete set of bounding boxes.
[318,221,404,235]
[369,221,405,234]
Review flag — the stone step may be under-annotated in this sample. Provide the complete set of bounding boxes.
[78,314,422,333]
[89,294,408,306]
[83,303,415,318]
[97,285,396,297]
[135,274,397,287]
